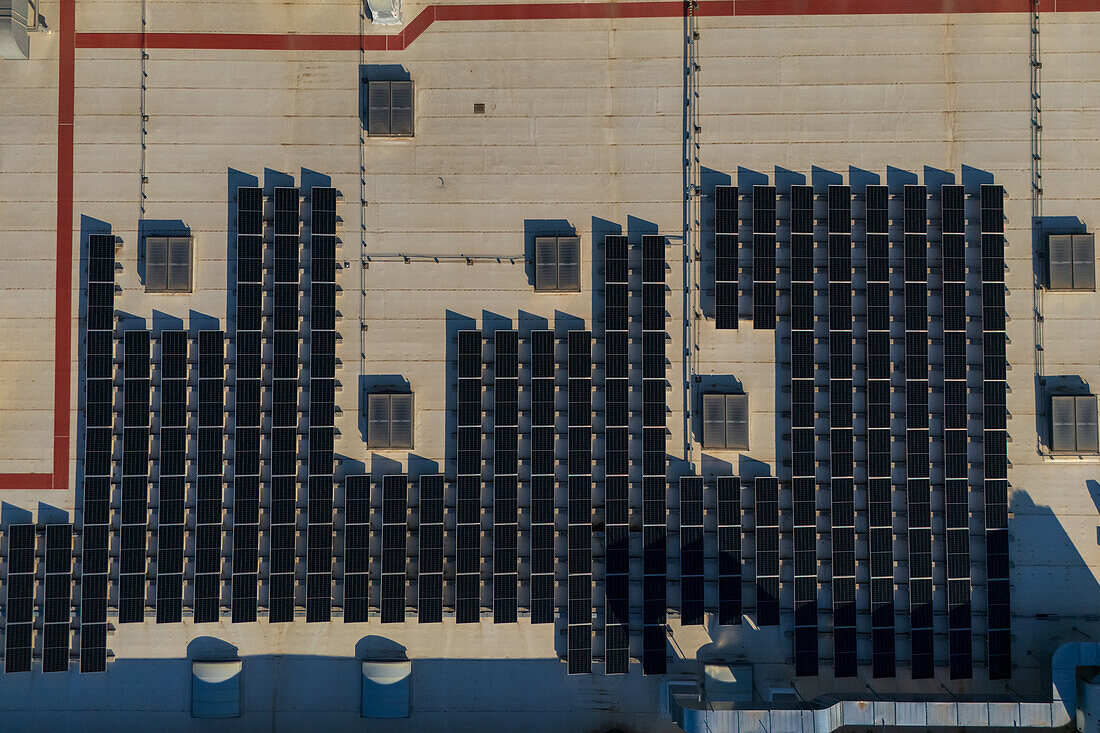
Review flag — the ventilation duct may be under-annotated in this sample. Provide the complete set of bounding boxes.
[0,0,30,60]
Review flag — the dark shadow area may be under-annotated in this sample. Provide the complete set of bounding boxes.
[150,309,185,335]
[36,503,69,526]
[263,168,295,196]
[0,503,33,528]
[357,374,411,444]
[407,455,440,484]
[186,637,239,660]
[481,310,511,338]
[737,455,771,485]
[885,165,919,194]
[135,219,189,288]
[552,309,584,338]
[115,311,147,334]
[922,166,955,192]
[370,455,402,483]
[516,310,548,338]
[810,166,842,193]
[355,635,408,660]
[522,219,574,288]
[699,454,733,482]
[960,164,995,191]
[847,166,880,191]
[300,168,332,204]
[187,309,220,334]
[773,166,805,193]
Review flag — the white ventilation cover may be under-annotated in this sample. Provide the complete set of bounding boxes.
[192,660,242,718]
[0,0,30,60]
[366,0,402,25]
[362,660,411,718]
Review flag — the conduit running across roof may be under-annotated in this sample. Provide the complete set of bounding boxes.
[667,642,1100,732]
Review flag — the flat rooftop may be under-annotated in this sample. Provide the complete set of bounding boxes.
[1,0,1100,729]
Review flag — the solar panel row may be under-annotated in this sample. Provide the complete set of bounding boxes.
[194,331,225,623]
[788,185,816,671]
[493,330,519,624]
[41,525,74,673]
[828,186,855,678]
[380,475,408,623]
[641,234,667,675]
[754,477,780,628]
[529,330,556,624]
[4,524,36,672]
[119,330,151,624]
[714,185,738,329]
[603,235,630,674]
[456,330,483,623]
[903,185,934,679]
[231,186,264,623]
[715,476,742,625]
[343,475,371,622]
[864,184,896,679]
[156,330,188,624]
[752,186,777,328]
[418,474,445,622]
[80,232,116,672]
[566,330,593,674]
[981,184,1011,680]
[307,186,338,623]
[679,477,704,626]
[941,184,974,680]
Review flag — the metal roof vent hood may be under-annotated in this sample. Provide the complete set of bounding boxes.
[0,0,30,59]
[366,0,401,25]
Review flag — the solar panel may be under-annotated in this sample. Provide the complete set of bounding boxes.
[982,184,1010,680]
[4,524,36,672]
[417,474,445,623]
[641,235,667,675]
[565,330,592,674]
[678,477,703,626]
[118,330,151,624]
[39,524,73,672]
[379,475,409,623]
[752,186,777,328]
[490,330,519,625]
[754,477,779,627]
[715,477,742,625]
[155,330,188,624]
[456,330,483,623]
[194,331,225,624]
[529,330,556,624]
[714,186,739,329]
[304,186,336,624]
[604,235,630,674]
[339,475,369,622]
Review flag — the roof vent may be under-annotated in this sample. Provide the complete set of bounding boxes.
[0,0,31,60]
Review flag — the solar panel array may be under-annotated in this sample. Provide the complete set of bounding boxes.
[119,330,151,624]
[417,474,445,622]
[754,477,780,627]
[828,185,855,678]
[865,184,896,678]
[903,185,934,679]
[603,235,630,674]
[380,475,408,623]
[80,232,115,672]
[493,330,519,624]
[566,330,593,674]
[941,184,974,679]
[231,187,264,623]
[678,477,704,625]
[788,184,817,673]
[641,234,667,675]
[194,330,225,623]
[307,186,338,623]
[753,186,777,328]
[982,184,1011,680]
[42,524,73,673]
[156,330,188,624]
[715,476,742,625]
[714,185,738,329]
[456,330,483,623]
[343,475,370,622]
[529,330,556,624]
[4,524,35,672]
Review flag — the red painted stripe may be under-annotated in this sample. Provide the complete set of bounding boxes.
[52,0,76,492]
[76,31,365,51]
[736,0,1028,13]
[1054,0,1100,11]
[0,474,55,491]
